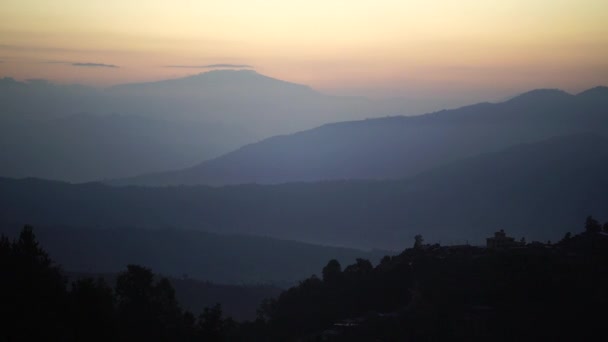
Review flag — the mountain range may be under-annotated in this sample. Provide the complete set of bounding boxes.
[0,225,382,285]
[0,71,403,182]
[3,71,606,185]
[118,86,608,186]
[3,133,607,250]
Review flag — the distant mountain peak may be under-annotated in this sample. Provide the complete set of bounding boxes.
[507,88,572,104]
[198,69,258,75]
[191,69,307,86]
[109,69,315,93]
[187,69,285,84]
[193,69,259,78]
[0,76,18,83]
[0,77,22,87]
[577,86,608,98]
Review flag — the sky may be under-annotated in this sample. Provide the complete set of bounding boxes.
[1,0,607,102]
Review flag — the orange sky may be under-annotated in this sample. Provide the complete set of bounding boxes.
[1,0,607,99]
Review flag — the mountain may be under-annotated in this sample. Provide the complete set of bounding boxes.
[577,86,608,103]
[118,86,608,186]
[0,77,100,122]
[108,69,318,97]
[2,134,607,250]
[0,71,404,182]
[0,114,250,182]
[104,69,398,137]
[0,225,383,286]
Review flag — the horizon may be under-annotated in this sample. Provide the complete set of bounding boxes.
[2,0,607,104]
[2,69,606,116]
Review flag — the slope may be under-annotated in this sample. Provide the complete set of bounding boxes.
[119,87,608,186]
[2,134,608,250]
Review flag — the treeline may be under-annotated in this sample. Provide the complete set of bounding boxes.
[257,216,608,341]
[3,217,608,341]
[0,226,247,341]
[0,224,380,286]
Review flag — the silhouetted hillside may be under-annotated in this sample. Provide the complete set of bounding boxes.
[1,227,254,341]
[6,220,608,341]
[118,86,608,186]
[257,219,608,341]
[2,134,608,250]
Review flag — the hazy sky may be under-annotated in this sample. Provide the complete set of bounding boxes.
[1,0,607,101]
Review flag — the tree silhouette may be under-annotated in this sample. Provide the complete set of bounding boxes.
[322,259,342,283]
[585,215,601,233]
[344,258,373,276]
[560,232,572,244]
[414,234,424,249]
[0,225,67,341]
[198,303,236,341]
[115,265,188,341]
[69,277,116,341]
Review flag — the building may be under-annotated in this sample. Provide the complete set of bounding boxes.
[486,229,518,249]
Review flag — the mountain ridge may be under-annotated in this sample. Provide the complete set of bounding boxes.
[0,70,403,182]
[3,133,608,250]
[114,86,608,186]
[107,69,319,96]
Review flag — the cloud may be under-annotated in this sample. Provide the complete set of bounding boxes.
[71,62,119,68]
[165,63,253,69]
[40,60,120,68]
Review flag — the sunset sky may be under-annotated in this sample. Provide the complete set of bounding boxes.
[1,0,607,100]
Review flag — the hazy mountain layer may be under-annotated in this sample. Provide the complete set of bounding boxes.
[0,71,403,181]
[0,114,251,182]
[2,134,607,250]
[0,225,383,286]
[119,87,608,186]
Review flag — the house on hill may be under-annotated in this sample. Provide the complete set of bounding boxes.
[486,229,519,249]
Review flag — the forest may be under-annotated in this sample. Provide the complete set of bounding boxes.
[2,216,608,341]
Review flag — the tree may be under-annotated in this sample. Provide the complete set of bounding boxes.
[585,216,601,233]
[198,303,227,341]
[379,255,392,267]
[1,225,67,341]
[69,277,116,341]
[414,234,424,249]
[1,227,212,341]
[115,265,186,341]
[344,258,373,275]
[322,259,342,283]
[560,232,572,244]
[603,222,608,233]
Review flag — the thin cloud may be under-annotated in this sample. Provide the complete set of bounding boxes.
[166,63,253,69]
[40,60,120,68]
[72,62,119,68]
